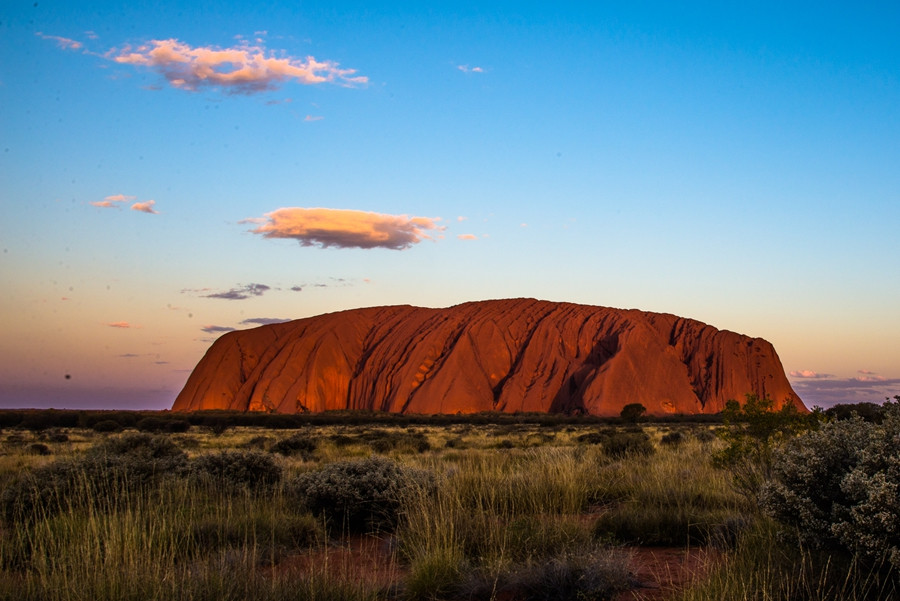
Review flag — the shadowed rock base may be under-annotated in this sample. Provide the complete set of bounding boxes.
[173,299,805,417]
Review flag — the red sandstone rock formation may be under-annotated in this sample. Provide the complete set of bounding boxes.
[172,299,805,416]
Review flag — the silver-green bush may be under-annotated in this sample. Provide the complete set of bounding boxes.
[761,402,899,568]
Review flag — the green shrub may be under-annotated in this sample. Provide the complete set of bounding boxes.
[288,456,434,533]
[136,416,190,433]
[660,430,685,446]
[603,431,654,458]
[91,419,123,433]
[27,443,50,455]
[39,429,69,443]
[189,450,282,492]
[270,432,317,458]
[761,402,900,568]
[241,435,272,450]
[88,433,188,476]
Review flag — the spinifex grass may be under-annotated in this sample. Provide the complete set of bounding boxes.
[0,470,377,601]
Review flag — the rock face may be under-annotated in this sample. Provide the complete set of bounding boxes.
[173,299,805,416]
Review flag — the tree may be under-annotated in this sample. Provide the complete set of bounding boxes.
[620,403,646,423]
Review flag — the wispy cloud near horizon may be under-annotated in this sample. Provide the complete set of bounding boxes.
[241,317,292,326]
[202,283,271,300]
[110,38,367,94]
[201,325,237,333]
[244,207,444,250]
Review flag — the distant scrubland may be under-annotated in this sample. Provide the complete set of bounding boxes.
[0,400,896,600]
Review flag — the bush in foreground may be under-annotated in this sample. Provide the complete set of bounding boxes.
[189,450,282,492]
[761,402,900,568]
[288,455,433,533]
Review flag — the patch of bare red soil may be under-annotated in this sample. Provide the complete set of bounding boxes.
[271,536,717,600]
[614,546,720,601]
[271,534,404,591]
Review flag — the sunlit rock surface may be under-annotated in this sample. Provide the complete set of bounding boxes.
[173,299,805,416]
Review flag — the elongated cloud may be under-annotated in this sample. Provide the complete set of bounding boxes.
[789,370,831,379]
[204,283,270,300]
[111,39,367,93]
[457,234,477,240]
[107,321,136,328]
[131,200,159,214]
[36,32,82,51]
[241,317,292,326]
[201,325,236,333]
[244,207,444,250]
[91,193,136,208]
[457,64,484,74]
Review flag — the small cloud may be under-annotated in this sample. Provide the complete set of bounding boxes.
[244,207,444,250]
[241,317,292,326]
[131,200,159,214]
[457,234,477,240]
[36,32,82,51]
[457,216,467,222]
[85,31,99,40]
[119,353,140,358]
[858,369,877,375]
[855,375,887,382]
[304,115,324,121]
[290,286,303,292]
[457,64,485,74]
[789,370,832,379]
[204,283,270,300]
[106,193,136,202]
[91,193,136,208]
[520,223,528,227]
[109,38,367,94]
[201,325,237,333]
[107,321,137,328]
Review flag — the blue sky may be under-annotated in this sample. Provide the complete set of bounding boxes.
[2,1,899,410]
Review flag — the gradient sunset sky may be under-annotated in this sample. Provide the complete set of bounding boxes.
[2,1,898,410]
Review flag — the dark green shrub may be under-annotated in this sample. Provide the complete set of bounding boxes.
[288,456,434,533]
[136,416,190,433]
[270,432,317,458]
[603,431,654,458]
[241,435,272,450]
[576,431,610,445]
[660,430,685,446]
[39,429,69,443]
[189,450,282,492]
[88,433,188,475]
[328,433,355,447]
[28,443,50,455]
[91,419,123,433]
[620,403,647,423]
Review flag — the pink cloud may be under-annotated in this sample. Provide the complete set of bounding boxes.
[91,193,136,208]
[105,193,136,202]
[36,32,82,51]
[789,370,831,379]
[244,207,444,250]
[131,200,159,214]
[457,234,477,240]
[304,115,324,121]
[111,39,367,94]
[107,321,136,328]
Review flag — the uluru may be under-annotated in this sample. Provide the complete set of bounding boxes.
[173,298,805,416]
